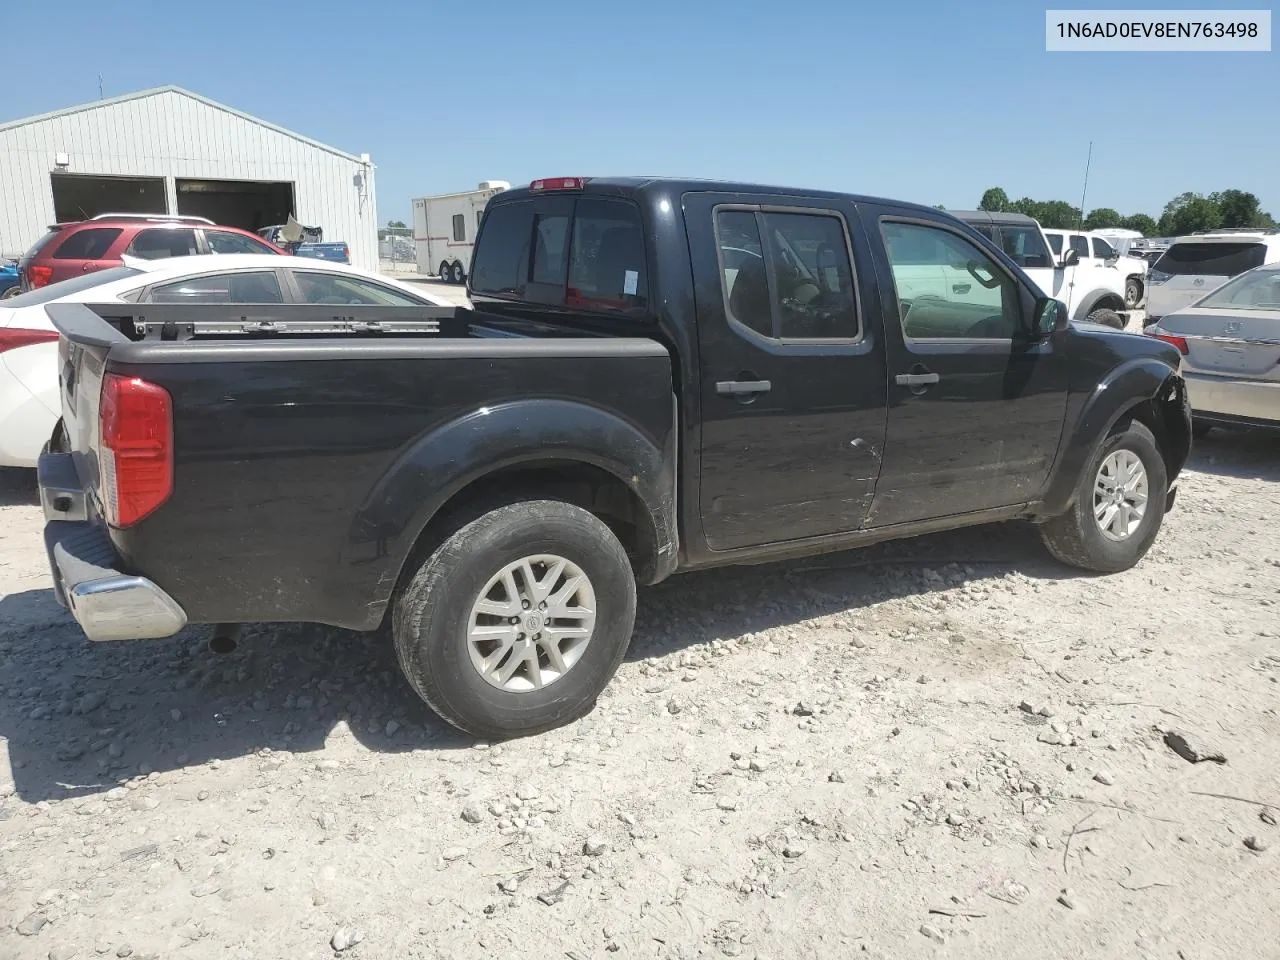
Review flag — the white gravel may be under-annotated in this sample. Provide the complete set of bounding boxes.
[1,430,1279,959]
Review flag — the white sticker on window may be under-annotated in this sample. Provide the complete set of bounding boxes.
[623,270,638,296]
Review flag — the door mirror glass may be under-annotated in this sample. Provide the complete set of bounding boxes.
[1060,248,1080,268]
[1035,297,1069,335]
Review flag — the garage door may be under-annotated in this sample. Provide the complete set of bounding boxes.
[175,179,295,233]
[51,173,167,222]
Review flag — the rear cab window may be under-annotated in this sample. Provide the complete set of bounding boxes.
[1154,242,1267,277]
[471,193,649,313]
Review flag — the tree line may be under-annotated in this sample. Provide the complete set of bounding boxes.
[976,187,1275,237]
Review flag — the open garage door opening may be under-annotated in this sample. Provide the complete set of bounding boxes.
[175,179,295,232]
[51,173,167,222]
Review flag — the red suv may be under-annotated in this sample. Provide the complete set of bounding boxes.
[15,214,285,292]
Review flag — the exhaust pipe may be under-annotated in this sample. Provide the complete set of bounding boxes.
[209,623,241,654]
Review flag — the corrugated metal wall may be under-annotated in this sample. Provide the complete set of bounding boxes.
[0,89,378,269]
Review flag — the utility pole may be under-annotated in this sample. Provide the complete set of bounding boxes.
[98,74,104,100]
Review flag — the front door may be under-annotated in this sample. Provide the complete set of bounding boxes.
[863,208,1070,527]
[685,192,889,551]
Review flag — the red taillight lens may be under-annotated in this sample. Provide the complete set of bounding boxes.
[99,373,173,527]
[530,177,587,192]
[28,264,54,288]
[342,244,350,261]
[1145,330,1189,355]
[0,328,59,353]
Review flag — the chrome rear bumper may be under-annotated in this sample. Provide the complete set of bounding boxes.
[40,453,186,642]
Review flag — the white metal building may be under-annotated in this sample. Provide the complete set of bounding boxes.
[0,86,378,269]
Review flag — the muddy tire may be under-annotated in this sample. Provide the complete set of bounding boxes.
[392,500,636,739]
[1087,307,1126,330]
[1040,419,1167,573]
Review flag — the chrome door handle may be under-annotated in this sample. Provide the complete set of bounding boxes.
[895,372,940,387]
[716,380,772,396]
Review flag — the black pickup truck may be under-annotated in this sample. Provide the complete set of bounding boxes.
[39,177,1191,738]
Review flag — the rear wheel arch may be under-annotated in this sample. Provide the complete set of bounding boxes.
[1073,290,1126,320]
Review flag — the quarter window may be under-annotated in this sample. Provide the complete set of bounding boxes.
[292,271,423,305]
[881,221,1019,340]
[207,230,277,255]
[452,213,466,242]
[53,228,122,260]
[714,208,859,341]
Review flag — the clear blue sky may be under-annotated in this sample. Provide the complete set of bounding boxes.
[6,0,1277,225]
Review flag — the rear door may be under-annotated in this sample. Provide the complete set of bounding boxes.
[862,207,1070,527]
[44,227,125,285]
[684,191,888,550]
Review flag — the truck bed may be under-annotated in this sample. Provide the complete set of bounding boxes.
[46,300,675,632]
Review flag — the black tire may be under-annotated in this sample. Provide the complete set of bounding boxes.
[392,500,637,739]
[1039,419,1167,573]
[438,261,453,284]
[1124,278,1142,308]
[1192,419,1213,440]
[451,262,466,285]
[1,284,21,300]
[1087,307,1125,330]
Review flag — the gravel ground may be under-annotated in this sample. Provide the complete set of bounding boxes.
[1,431,1278,960]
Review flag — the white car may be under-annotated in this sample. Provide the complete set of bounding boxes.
[0,255,449,467]
[1043,228,1149,309]
[1146,230,1280,322]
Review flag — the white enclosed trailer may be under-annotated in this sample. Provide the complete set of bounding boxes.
[412,180,509,283]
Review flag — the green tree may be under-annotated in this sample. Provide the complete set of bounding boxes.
[1210,189,1275,228]
[387,219,407,229]
[1036,200,1082,229]
[1119,213,1157,236]
[1159,192,1222,235]
[1083,207,1122,230]
[979,187,1010,213]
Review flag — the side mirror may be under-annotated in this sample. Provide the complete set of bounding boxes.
[1060,248,1080,268]
[1034,297,1070,336]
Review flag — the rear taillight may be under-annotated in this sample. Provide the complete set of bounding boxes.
[1145,330,1189,355]
[0,328,59,353]
[27,264,54,288]
[98,373,173,527]
[342,244,350,261]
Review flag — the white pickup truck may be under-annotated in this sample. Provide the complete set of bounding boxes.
[1043,228,1148,309]
[953,211,1130,329]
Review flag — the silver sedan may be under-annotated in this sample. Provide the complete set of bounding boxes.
[1146,263,1280,437]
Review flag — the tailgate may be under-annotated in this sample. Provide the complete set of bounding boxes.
[46,302,127,509]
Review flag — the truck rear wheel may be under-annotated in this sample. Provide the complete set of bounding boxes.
[1039,419,1167,573]
[438,261,453,284]
[392,500,637,739]
[451,262,466,284]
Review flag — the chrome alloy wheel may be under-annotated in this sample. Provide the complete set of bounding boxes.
[1093,449,1149,542]
[467,555,596,692]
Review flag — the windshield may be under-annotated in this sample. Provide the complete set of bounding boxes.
[1153,242,1266,277]
[1196,268,1280,311]
[997,226,1053,269]
[2,267,144,307]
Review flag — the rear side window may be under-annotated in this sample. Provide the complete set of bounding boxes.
[715,207,859,341]
[148,271,283,304]
[127,228,199,260]
[53,228,122,260]
[1154,242,1267,277]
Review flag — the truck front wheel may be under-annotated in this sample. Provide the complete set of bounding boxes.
[392,500,637,739]
[1039,419,1168,573]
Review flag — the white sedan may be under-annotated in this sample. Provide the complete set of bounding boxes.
[0,255,449,467]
